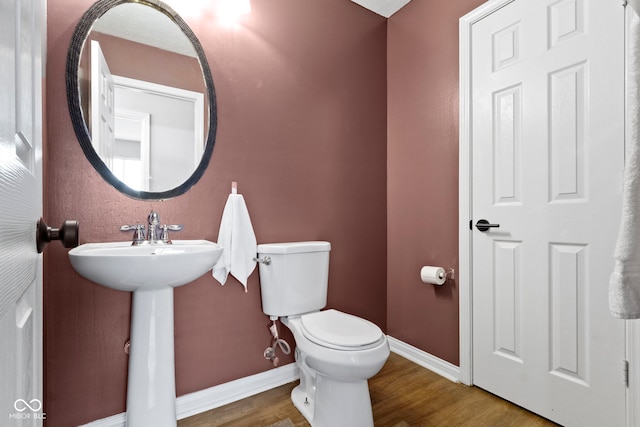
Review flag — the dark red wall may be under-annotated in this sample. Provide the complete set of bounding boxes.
[45,0,387,425]
[45,0,489,424]
[386,0,486,365]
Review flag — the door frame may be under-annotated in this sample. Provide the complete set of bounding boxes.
[458,0,636,424]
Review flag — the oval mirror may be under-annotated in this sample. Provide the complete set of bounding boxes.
[66,0,217,200]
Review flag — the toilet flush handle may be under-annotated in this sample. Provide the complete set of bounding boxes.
[253,256,271,265]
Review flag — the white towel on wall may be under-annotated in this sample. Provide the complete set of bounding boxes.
[610,4,640,319]
[212,193,257,292]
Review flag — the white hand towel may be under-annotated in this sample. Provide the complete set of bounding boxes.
[212,193,257,292]
[610,4,640,319]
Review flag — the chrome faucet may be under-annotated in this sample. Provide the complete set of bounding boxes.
[147,211,160,243]
[120,211,182,245]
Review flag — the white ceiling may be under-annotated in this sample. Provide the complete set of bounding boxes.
[350,0,412,18]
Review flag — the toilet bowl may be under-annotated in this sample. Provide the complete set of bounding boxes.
[283,311,389,426]
[257,242,389,427]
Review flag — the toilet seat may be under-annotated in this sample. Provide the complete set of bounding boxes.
[300,309,384,350]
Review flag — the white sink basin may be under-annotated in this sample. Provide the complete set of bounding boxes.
[67,239,224,427]
[68,239,223,291]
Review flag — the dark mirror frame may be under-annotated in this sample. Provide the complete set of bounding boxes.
[66,0,217,200]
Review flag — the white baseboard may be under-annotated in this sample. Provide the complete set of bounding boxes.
[387,335,462,383]
[79,363,299,427]
[80,336,459,426]
[177,362,299,419]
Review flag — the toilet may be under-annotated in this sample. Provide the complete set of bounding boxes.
[256,241,389,427]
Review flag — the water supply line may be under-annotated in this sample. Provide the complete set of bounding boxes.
[264,319,291,367]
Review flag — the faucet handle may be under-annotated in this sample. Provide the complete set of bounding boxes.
[159,224,183,244]
[120,224,146,244]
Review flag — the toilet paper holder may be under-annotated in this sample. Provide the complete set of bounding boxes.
[432,268,455,281]
[420,266,455,285]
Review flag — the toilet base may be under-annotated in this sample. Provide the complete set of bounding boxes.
[291,384,315,422]
[290,376,374,427]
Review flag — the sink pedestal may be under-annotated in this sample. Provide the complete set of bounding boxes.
[127,288,177,427]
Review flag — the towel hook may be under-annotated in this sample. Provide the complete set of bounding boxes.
[231,181,238,194]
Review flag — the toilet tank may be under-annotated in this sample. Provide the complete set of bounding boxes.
[257,241,330,318]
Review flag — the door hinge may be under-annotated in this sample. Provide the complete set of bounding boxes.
[469,219,473,230]
[624,360,630,387]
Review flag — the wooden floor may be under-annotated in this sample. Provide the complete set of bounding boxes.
[178,353,559,427]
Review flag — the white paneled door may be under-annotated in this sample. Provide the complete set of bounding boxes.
[0,0,45,425]
[469,0,625,425]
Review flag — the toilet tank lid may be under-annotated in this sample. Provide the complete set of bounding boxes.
[257,241,330,254]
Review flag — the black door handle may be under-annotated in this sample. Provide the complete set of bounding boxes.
[475,219,500,232]
[36,218,79,253]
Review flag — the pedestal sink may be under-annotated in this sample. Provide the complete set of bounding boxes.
[68,240,223,427]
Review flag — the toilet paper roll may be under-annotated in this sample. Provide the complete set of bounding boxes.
[420,266,446,286]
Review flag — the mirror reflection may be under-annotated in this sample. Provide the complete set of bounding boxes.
[67,0,216,199]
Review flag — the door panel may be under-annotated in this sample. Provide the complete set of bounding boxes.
[470,0,625,425]
[0,0,45,424]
